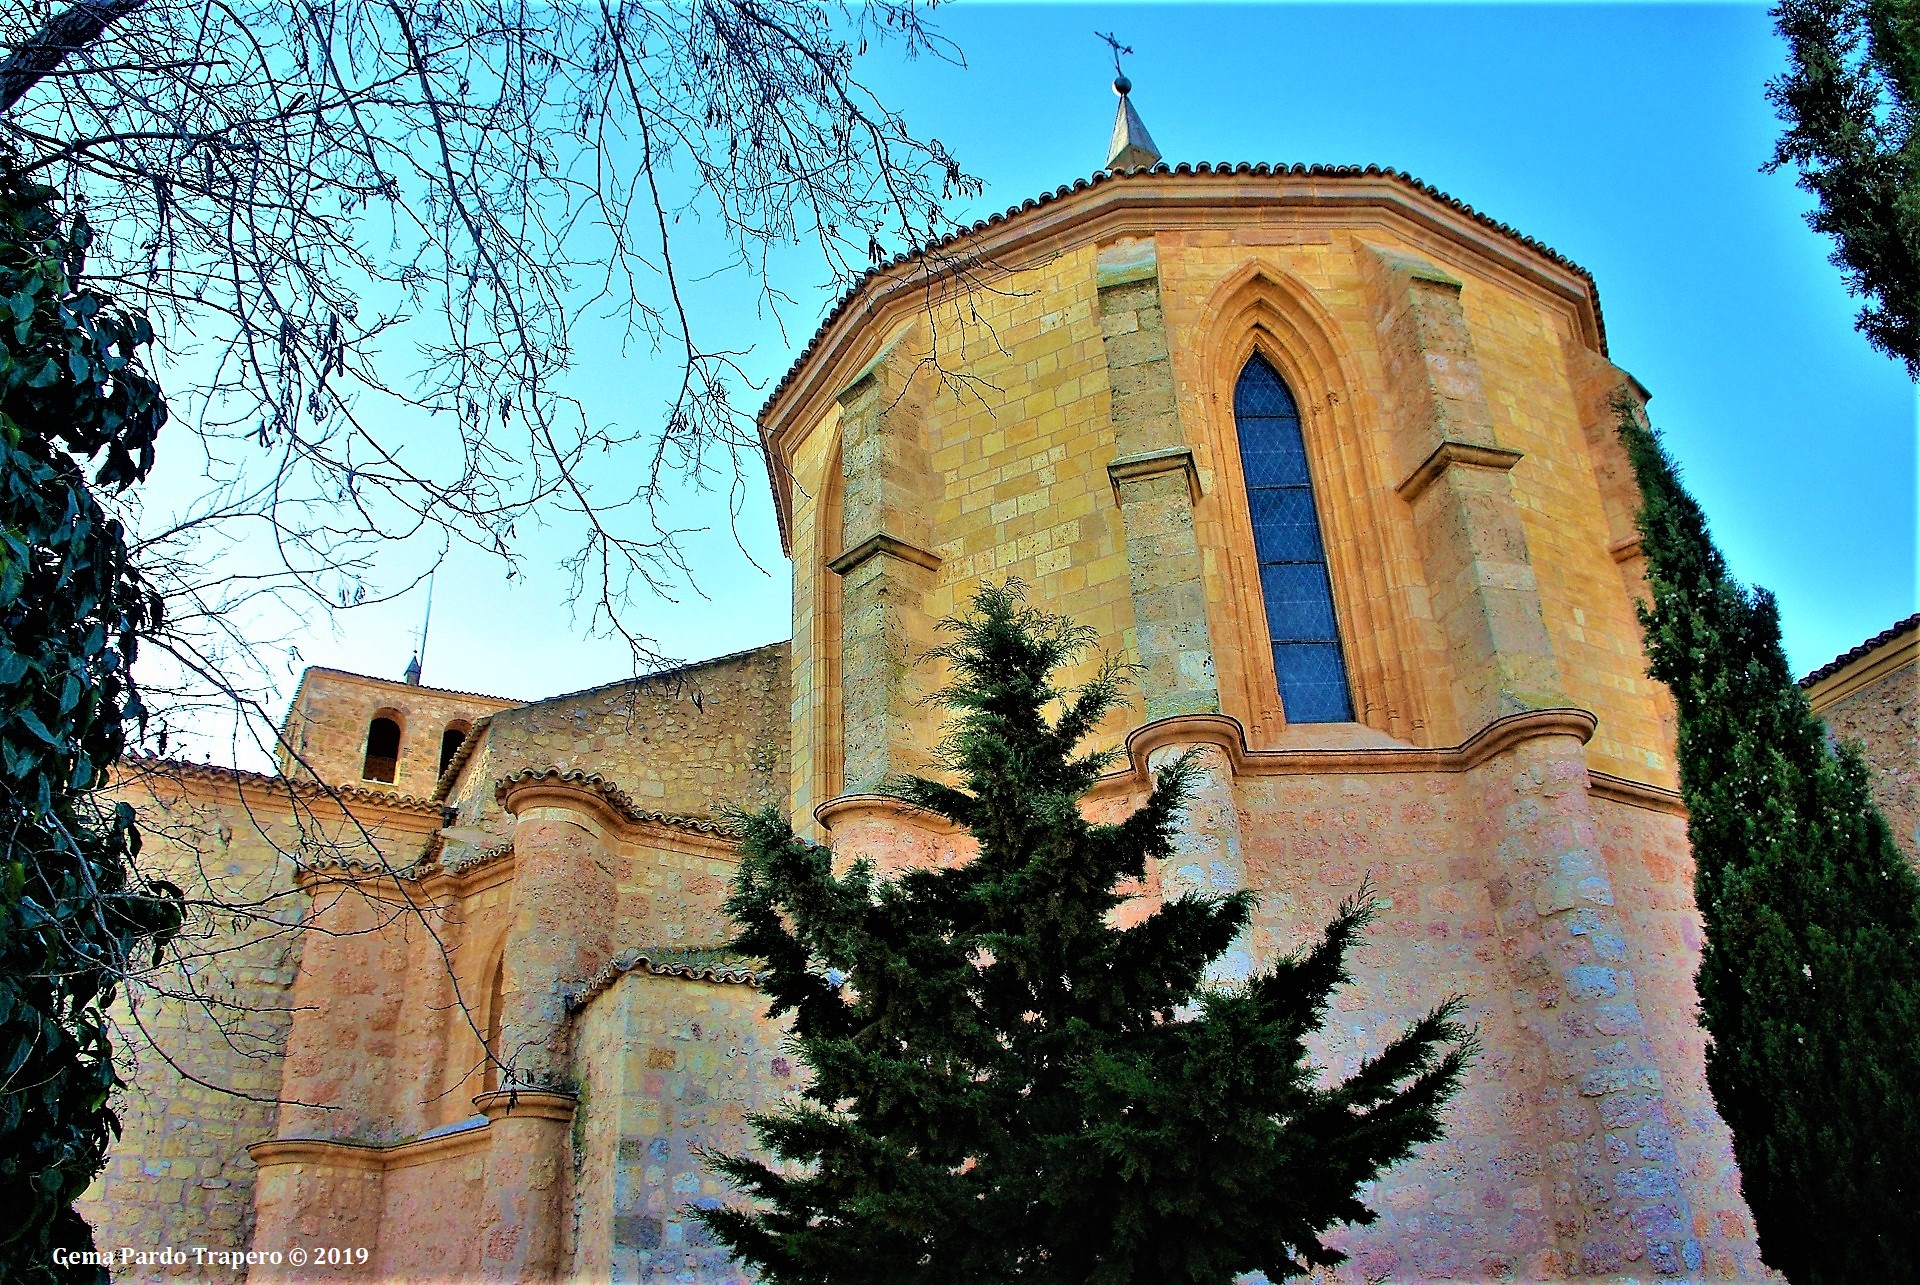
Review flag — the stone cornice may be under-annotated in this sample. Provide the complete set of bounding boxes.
[815,792,967,835]
[814,710,1625,826]
[1589,771,1687,817]
[567,947,765,1012]
[248,1119,492,1174]
[827,532,943,578]
[292,854,432,886]
[1107,445,1202,505]
[760,165,1608,551]
[1394,440,1525,505]
[808,713,1689,845]
[1113,706,1599,789]
[473,1088,578,1124]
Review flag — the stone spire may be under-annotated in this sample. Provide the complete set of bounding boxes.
[1106,74,1161,171]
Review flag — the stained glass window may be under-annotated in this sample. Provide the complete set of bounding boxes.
[1234,355,1354,723]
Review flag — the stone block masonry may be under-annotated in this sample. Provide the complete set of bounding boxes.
[80,167,1794,1283]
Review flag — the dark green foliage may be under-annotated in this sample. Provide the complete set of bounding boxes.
[1767,0,1920,375]
[699,583,1473,1283]
[0,167,182,1283]
[1619,400,1920,1282]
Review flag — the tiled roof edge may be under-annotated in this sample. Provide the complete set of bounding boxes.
[492,766,744,837]
[294,666,527,707]
[567,947,765,1011]
[506,640,789,717]
[431,713,494,803]
[757,162,1606,425]
[114,755,445,816]
[1800,613,1920,688]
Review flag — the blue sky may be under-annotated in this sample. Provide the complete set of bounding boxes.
[265,2,1913,715]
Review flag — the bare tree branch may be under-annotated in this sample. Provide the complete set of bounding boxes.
[0,0,147,113]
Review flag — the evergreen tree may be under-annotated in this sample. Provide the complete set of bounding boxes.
[0,167,183,1282]
[1766,0,1920,376]
[699,584,1473,1284]
[1620,401,1920,1281]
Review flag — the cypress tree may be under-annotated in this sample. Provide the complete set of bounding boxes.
[1766,0,1920,376]
[1620,401,1920,1281]
[699,583,1473,1284]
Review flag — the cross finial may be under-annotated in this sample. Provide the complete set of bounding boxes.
[1096,30,1134,93]
[1097,32,1160,171]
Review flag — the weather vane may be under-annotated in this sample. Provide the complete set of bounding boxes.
[1095,30,1134,94]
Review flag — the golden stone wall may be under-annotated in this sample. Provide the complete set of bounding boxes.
[771,175,1682,837]
[443,645,788,831]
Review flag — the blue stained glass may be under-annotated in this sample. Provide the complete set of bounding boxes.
[1246,488,1324,561]
[1234,362,1301,418]
[1257,563,1339,640]
[1236,355,1354,723]
[1240,436,1309,486]
[1274,644,1353,723]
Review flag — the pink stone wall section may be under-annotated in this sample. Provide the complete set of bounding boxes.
[1596,797,1770,1279]
[1109,737,1762,1279]
[573,971,795,1282]
[374,1145,489,1281]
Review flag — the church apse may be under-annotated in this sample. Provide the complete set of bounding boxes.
[761,166,1769,1278]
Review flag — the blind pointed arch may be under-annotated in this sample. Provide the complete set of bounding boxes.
[1234,355,1355,723]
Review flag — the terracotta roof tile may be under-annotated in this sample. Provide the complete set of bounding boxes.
[1800,614,1920,688]
[114,754,445,816]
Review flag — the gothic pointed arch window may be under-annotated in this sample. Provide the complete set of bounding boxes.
[1233,354,1354,723]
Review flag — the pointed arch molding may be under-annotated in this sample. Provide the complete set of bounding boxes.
[1187,262,1438,745]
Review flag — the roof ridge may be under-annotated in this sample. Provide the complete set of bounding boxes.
[509,639,788,714]
[293,665,526,706]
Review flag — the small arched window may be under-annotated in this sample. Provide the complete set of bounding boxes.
[439,722,471,778]
[362,715,402,783]
[1234,355,1354,723]
[482,951,506,1093]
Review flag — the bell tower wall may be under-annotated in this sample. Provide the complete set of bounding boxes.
[278,669,521,799]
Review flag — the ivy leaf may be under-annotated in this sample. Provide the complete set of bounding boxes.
[13,707,60,746]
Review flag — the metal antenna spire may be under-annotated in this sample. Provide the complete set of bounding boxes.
[404,574,434,686]
[1096,31,1160,172]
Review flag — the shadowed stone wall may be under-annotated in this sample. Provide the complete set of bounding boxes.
[1804,618,1917,863]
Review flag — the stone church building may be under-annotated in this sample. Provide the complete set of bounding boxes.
[81,95,1845,1281]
